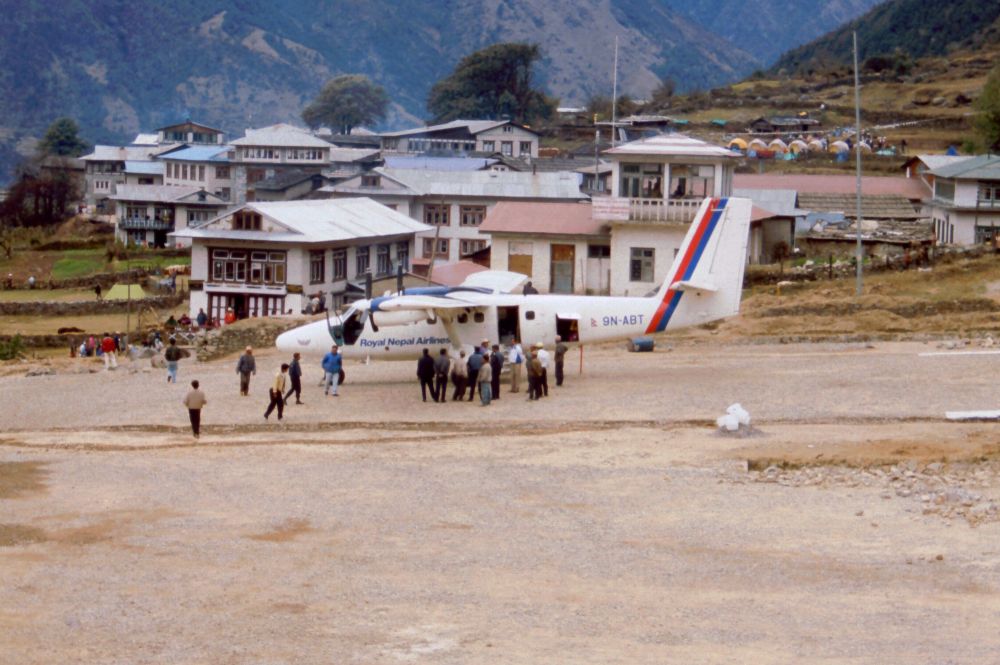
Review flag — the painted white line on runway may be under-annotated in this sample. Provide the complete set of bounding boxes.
[919,350,1000,357]
[946,410,1000,421]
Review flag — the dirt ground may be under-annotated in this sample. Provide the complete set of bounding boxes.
[2,341,1000,664]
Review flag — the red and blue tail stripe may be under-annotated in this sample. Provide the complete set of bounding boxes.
[644,197,728,334]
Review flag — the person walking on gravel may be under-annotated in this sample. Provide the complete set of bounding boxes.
[100,332,118,370]
[284,352,303,405]
[554,336,569,387]
[417,348,437,402]
[183,380,207,439]
[450,350,468,401]
[236,346,256,396]
[477,350,493,406]
[321,345,342,396]
[265,364,289,420]
[433,348,451,403]
[164,338,182,383]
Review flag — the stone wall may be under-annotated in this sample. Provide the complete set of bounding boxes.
[0,294,185,316]
[192,317,309,361]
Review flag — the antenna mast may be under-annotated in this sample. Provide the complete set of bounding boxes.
[853,31,864,297]
[611,36,619,148]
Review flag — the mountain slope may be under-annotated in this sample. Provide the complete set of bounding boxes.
[663,0,883,65]
[0,0,879,183]
[772,0,1000,73]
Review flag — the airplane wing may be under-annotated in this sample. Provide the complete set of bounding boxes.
[374,294,478,312]
[459,270,528,294]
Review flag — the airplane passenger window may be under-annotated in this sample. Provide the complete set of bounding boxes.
[525,311,535,320]
[457,313,468,324]
[473,312,485,323]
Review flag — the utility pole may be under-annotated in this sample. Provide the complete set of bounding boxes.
[853,31,864,297]
[611,35,619,148]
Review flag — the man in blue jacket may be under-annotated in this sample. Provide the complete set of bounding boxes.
[321,344,342,396]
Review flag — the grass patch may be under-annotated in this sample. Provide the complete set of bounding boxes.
[50,249,106,281]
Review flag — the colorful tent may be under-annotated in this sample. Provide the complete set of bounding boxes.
[807,140,825,152]
[857,142,872,153]
[830,140,850,153]
[788,139,809,154]
[728,137,748,150]
[748,138,768,151]
[104,283,152,301]
[768,139,788,152]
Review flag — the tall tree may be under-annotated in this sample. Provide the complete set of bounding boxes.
[427,43,556,125]
[302,75,389,134]
[38,117,89,157]
[975,66,1000,152]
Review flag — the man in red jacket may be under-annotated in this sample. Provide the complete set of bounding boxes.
[100,332,118,370]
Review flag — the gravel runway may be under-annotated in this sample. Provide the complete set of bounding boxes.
[2,341,999,663]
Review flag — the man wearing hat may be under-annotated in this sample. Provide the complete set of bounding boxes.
[535,342,550,397]
[236,346,256,396]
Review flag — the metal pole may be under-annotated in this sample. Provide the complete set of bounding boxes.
[594,124,600,193]
[853,31,863,297]
[611,35,619,148]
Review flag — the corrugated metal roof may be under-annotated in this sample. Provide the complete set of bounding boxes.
[160,146,230,162]
[124,161,165,175]
[230,123,330,148]
[733,188,801,217]
[176,198,430,243]
[81,145,158,162]
[604,134,735,159]
[734,174,930,199]
[928,155,1000,179]
[797,193,921,219]
[906,154,973,171]
[131,133,159,146]
[480,201,605,236]
[384,156,498,171]
[379,168,586,199]
[380,119,511,138]
[111,184,226,204]
[329,147,381,163]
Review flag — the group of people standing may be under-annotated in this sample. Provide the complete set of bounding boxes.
[417,337,569,406]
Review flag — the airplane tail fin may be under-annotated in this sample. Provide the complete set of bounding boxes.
[644,197,752,334]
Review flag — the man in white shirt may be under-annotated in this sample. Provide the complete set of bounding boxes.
[535,342,550,397]
[507,341,524,393]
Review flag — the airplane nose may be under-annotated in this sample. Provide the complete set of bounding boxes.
[275,329,302,352]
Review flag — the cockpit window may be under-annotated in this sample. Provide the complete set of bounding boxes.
[336,307,365,346]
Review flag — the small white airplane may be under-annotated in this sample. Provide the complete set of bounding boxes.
[276,196,752,360]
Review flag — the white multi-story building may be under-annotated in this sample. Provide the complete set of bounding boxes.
[112,185,228,248]
[170,198,429,321]
[322,167,587,264]
[228,124,332,204]
[923,156,1000,245]
[161,146,234,203]
[380,120,539,159]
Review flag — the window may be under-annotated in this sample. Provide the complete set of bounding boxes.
[459,205,486,226]
[424,204,450,226]
[215,166,230,179]
[460,239,487,256]
[978,182,1000,207]
[668,164,714,198]
[219,187,231,201]
[376,244,391,276]
[138,177,154,185]
[422,237,449,258]
[361,174,381,188]
[198,165,205,181]
[519,141,532,155]
[331,249,347,280]
[621,163,663,199]
[473,312,485,323]
[182,164,189,180]
[395,241,409,272]
[232,210,262,230]
[503,125,513,133]
[356,246,370,275]
[630,247,655,282]
[482,140,495,152]
[936,180,955,202]
[166,163,173,178]
[310,250,325,284]
[95,180,110,191]
[501,141,513,156]
[525,311,535,320]
[189,210,211,224]
[588,245,610,258]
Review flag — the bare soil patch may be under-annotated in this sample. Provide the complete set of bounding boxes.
[0,461,49,498]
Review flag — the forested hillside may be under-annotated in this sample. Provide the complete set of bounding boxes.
[772,0,1000,73]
